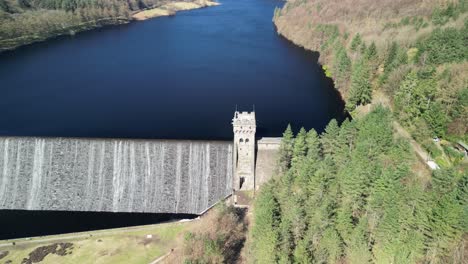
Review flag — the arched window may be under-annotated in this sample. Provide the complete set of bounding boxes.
[245,138,249,143]
[240,138,244,143]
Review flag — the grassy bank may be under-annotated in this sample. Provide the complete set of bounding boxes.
[0,204,248,264]
[0,221,191,264]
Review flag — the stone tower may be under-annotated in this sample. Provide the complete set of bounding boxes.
[232,111,256,191]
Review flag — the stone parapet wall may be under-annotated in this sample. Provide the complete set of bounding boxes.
[255,137,281,189]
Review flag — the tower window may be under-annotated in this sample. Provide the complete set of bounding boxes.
[240,138,244,143]
[245,138,249,143]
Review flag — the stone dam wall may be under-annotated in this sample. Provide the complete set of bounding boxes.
[0,137,233,214]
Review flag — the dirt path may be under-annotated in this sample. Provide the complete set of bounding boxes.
[364,90,438,170]
[393,121,433,162]
[148,249,174,263]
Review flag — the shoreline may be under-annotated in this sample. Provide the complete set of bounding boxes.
[132,0,220,21]
[0,0,219,53]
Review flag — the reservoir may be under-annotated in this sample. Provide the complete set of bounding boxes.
[0,0,345,239]
[0,0,345,140]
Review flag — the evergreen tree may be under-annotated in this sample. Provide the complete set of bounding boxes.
[346,217,372,263]
[334,119,356,167]
[252,107,466,264]
[278,217,294,264]
[426,189,464,260]
[335,205,353,243]
[320,119,340,157]
[347,58,372,110]
[333,44,352,85]
[423,102,448,137]
[366,41,377,59]
[360,42,367,55]
[350,33,362,51]
[252,185,281,264]
[293,239,312,264]
[417,26,467,65]
[318,227,343,263]
[385,42,399,71]
[291,127,307,168]
[305,128,321,162]
[278,124,294,172]
[394,71,419,123]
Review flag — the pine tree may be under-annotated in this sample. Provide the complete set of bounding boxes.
[385,42,399,71]
[306,128,321,162]
[278,217,294,264]
[360,42,367,55]
[366,41,377,59]
[293,239,312,264]
[346,217,372,263]
[350,33,362,51]
[334,119,356,167]
[278,124,294,172]
[394,71,419,123]
[320,119,341,157]
[252,185,281,264]
[335,206,353,243]
[347,58,372,110]
[315,227,343,263]
[291,127,307,168]
[333,45,352,85]
[423,102,448,137]
[426,189,464,260]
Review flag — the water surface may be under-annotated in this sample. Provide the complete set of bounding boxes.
[0,0,344,139]
[0,210,196,239]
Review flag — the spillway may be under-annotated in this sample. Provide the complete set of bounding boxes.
[0,137,233,214]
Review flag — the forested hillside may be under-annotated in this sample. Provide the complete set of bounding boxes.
[250,108,467,263]
[247,1,467,263]
[0,0,192,50]
[274,0,467,166]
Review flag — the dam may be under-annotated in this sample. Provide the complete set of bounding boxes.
[0,111,280,218]
[0,137,233,215]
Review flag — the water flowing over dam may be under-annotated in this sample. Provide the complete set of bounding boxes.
[0,137,233,214]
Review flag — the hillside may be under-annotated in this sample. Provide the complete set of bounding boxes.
[274,0,467,167]
[0,0,215,51]
[249,108,467,263]
[245,1,467,263]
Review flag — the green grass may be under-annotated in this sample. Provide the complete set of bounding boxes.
[0,222,190,264]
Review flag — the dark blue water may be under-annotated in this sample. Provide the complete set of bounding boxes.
[0,210,196,239]
[0,0,344,140]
